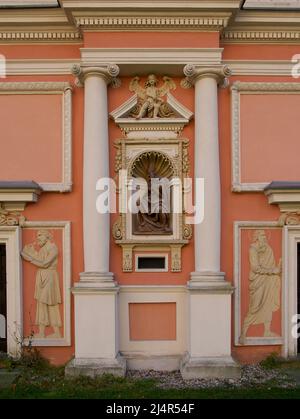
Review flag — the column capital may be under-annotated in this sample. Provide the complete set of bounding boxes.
[71,63,121,88]
[181,64,232,89]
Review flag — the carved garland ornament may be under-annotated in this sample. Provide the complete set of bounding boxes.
[0,205,26,226]
[279,212,300,226]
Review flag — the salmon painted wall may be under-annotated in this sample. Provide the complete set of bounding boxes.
[0,94,63,183]
[129,303,177,341]
[0,68,84,364]
[84,32,220,48]
[240,93,300,183]
[0,35,300,365]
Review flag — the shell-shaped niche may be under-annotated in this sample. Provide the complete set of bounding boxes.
[130,151,174,180]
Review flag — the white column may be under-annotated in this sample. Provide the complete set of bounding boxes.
[180,65,240,380]
[67,65,126,378]
[194,75,221,277]
[83,72,111,277]
[182,65,231,284]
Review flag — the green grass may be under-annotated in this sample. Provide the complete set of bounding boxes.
[0,367,298,399]
[1,377,300,399]
[0,352,300,399]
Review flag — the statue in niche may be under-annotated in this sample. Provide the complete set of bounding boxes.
[21,230,62,339]
[129,74,176,119]
[132,151,173,235]
[240,230,281,344]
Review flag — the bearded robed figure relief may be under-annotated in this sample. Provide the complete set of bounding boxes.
[131,151,173,235]
[21,230,62,339]
[240,230,281,344]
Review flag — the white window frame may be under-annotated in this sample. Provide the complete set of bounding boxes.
[135,253,169,273]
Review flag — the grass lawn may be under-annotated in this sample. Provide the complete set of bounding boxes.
[0,373,300,399]
[0,353,300,399]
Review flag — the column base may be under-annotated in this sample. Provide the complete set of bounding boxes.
[73,272,118,291]
[180,353,241,380]
[189,271,234,293]
[65,354,126,378]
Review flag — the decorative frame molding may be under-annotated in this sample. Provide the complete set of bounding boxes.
[0,82,72,193]
[22,221,71,347]
[234,221,284,347]
[118,284,187,356]
[113,136,191,273]
[231,82,300,192]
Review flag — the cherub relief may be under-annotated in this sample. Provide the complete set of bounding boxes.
[129,74,176,119]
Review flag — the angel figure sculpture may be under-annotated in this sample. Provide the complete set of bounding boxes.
[129,74,176,119]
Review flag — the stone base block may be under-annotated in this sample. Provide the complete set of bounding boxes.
[65,355,126,378]
[125,354,181,372]
[180,354,241,380]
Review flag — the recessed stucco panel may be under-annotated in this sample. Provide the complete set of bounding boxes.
[240,93,300,183]
[0,94,62,183]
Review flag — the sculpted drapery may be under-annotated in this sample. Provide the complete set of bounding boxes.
[240,230,281,343]
[21,230,62,339]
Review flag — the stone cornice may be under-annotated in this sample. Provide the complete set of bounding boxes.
[222,28,300,43]
[1,2,300,44]
[265,182,300,212]
[0,29,81,43]
[223,9,300,43]
[61,1,241,12]
[234,10,300,25]
[73,14,232,31]
[68,0,238,31]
